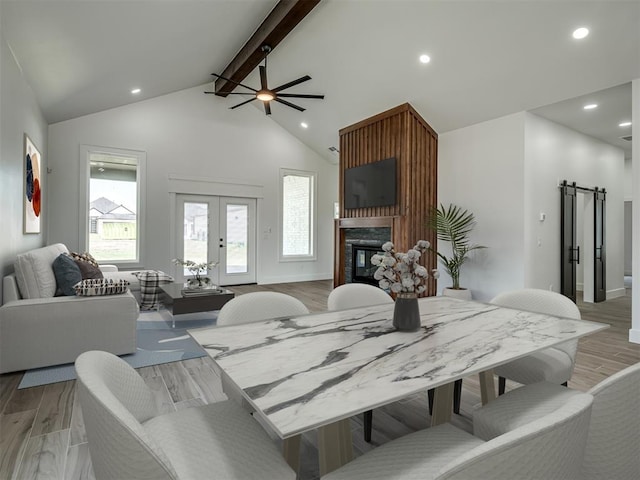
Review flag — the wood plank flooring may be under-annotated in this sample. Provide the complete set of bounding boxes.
[1,280,638,480]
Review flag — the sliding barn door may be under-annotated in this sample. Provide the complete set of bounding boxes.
[560,181,578,302]
[594,188,606,302]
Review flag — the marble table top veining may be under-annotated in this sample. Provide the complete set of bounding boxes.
[188,296,607,438]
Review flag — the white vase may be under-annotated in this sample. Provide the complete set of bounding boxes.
[442,287,472,300]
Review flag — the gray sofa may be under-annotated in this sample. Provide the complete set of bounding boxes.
[0,243,139,373]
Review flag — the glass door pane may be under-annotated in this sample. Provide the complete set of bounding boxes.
[183,202,208,276]
[225,204,248,274]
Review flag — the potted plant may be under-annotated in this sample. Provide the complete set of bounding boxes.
[427,203,486,299]
[172,258,218,288]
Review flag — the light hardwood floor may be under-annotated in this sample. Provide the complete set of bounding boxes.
[1,281,638,480]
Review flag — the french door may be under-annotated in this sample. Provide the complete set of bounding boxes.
[176,195,256,286]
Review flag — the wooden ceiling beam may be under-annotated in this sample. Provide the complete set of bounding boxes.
[214,0,321,96]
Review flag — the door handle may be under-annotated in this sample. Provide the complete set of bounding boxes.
[570,246,580,264]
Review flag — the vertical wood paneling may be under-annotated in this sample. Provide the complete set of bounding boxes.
[335,104,438,293]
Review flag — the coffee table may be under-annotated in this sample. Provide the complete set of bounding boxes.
[159,283,234,327]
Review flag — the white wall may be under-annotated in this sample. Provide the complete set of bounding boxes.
[438,111,625,303]
[523,113,625,299]
[0,33,48,303]
[438,112,526,301]
[47,85,338,284]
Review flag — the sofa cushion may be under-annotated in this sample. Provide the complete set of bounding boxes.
[75,278,130,296]
[52,254,82,296]
[14,243,69,299]
[74,258,104,280]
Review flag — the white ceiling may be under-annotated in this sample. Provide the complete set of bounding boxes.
[2,0,638,163]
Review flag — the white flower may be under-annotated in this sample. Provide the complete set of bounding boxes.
[381,242,394,252]
[405,249,420,262]
[371,254,383,266]
[373,267,385,280]
[379,279,390,289]
[432,269,440,279]
[414,265,428,277]
[382,255,396,267]
[390,282,403,293]
[415,240,430,251]
[401,276,414,289]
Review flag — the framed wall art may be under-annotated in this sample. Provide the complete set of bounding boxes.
[24,133,42,234]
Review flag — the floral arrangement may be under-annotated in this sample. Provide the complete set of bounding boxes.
[172,258,218,286]
[371,240,439,294]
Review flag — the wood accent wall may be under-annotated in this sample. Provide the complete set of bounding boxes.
[335,103,438,295]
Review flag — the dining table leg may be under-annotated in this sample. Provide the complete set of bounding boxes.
[430,382,454,426]
[283,435,301,475]
[318,418,353,476]
[478,369,496,405]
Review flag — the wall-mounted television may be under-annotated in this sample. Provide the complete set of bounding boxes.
[344,157,397,209]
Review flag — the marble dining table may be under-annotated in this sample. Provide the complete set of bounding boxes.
[188,295,608,476]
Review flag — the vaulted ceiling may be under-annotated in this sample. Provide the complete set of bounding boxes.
[2,1,637,162]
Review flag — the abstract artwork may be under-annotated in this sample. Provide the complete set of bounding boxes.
[24,133,42,233]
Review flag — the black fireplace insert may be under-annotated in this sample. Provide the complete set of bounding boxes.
[351,244,384,285]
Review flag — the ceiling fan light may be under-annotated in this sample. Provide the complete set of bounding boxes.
[257,90,275,102]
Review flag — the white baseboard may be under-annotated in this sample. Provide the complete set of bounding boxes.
[576,283,584,292]
[629,328,640,345]
[606,288,626,300]
[258,272,333,285]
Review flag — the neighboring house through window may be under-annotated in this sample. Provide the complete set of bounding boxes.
[79,145,146,266]
[280,168,316,260]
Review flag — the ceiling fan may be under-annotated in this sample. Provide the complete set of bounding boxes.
[205,45,324,115]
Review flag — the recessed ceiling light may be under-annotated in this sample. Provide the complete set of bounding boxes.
[131,88,141,95]
[583,104,598,110]
[572,27,589,39]
[419,54,431,64]
[619,121,632,127]
[300,122,308,129]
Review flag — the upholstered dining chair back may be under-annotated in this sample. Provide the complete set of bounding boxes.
[75,350,177,480]
[581,362,640,479]
[439,392,593,480]
[327,283,393,311]
[217,291,309,326]
[490,288,581,361]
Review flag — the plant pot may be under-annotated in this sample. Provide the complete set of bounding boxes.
[393,293,421,332]
[186,276,212,289]
[442,287,472,300]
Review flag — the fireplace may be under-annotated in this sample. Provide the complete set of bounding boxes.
[351,244,383,285]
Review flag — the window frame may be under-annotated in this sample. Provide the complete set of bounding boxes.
[79,144,146,268]
[279,168,317,262]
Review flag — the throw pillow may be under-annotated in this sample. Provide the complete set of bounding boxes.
[69,251,103,279]
[69,251,100,268]
[52,254,82,296]
[74,278,130,296]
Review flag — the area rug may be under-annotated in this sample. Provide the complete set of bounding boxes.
[18,309,218,389]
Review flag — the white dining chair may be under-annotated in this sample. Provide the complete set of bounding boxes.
[327,282,461,442]
[75,350,295,480]
[322,390,593,480]
[490,288,581,394]
[473,362,640,479]
[216,291,310,408]
[217,291,309,326]
[327,282,394,310]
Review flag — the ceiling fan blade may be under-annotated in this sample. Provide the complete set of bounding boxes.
[275,98,305,112]
[230,97,257,109]
[211,73,257,92]
[272,75,311,93]
[276,93,325,99]
[264,101,271,115]
[205,91,256,95]
[259,66,268,90]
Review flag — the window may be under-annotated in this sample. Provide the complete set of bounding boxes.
[79,145,146,265]
[280,169,315,260]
